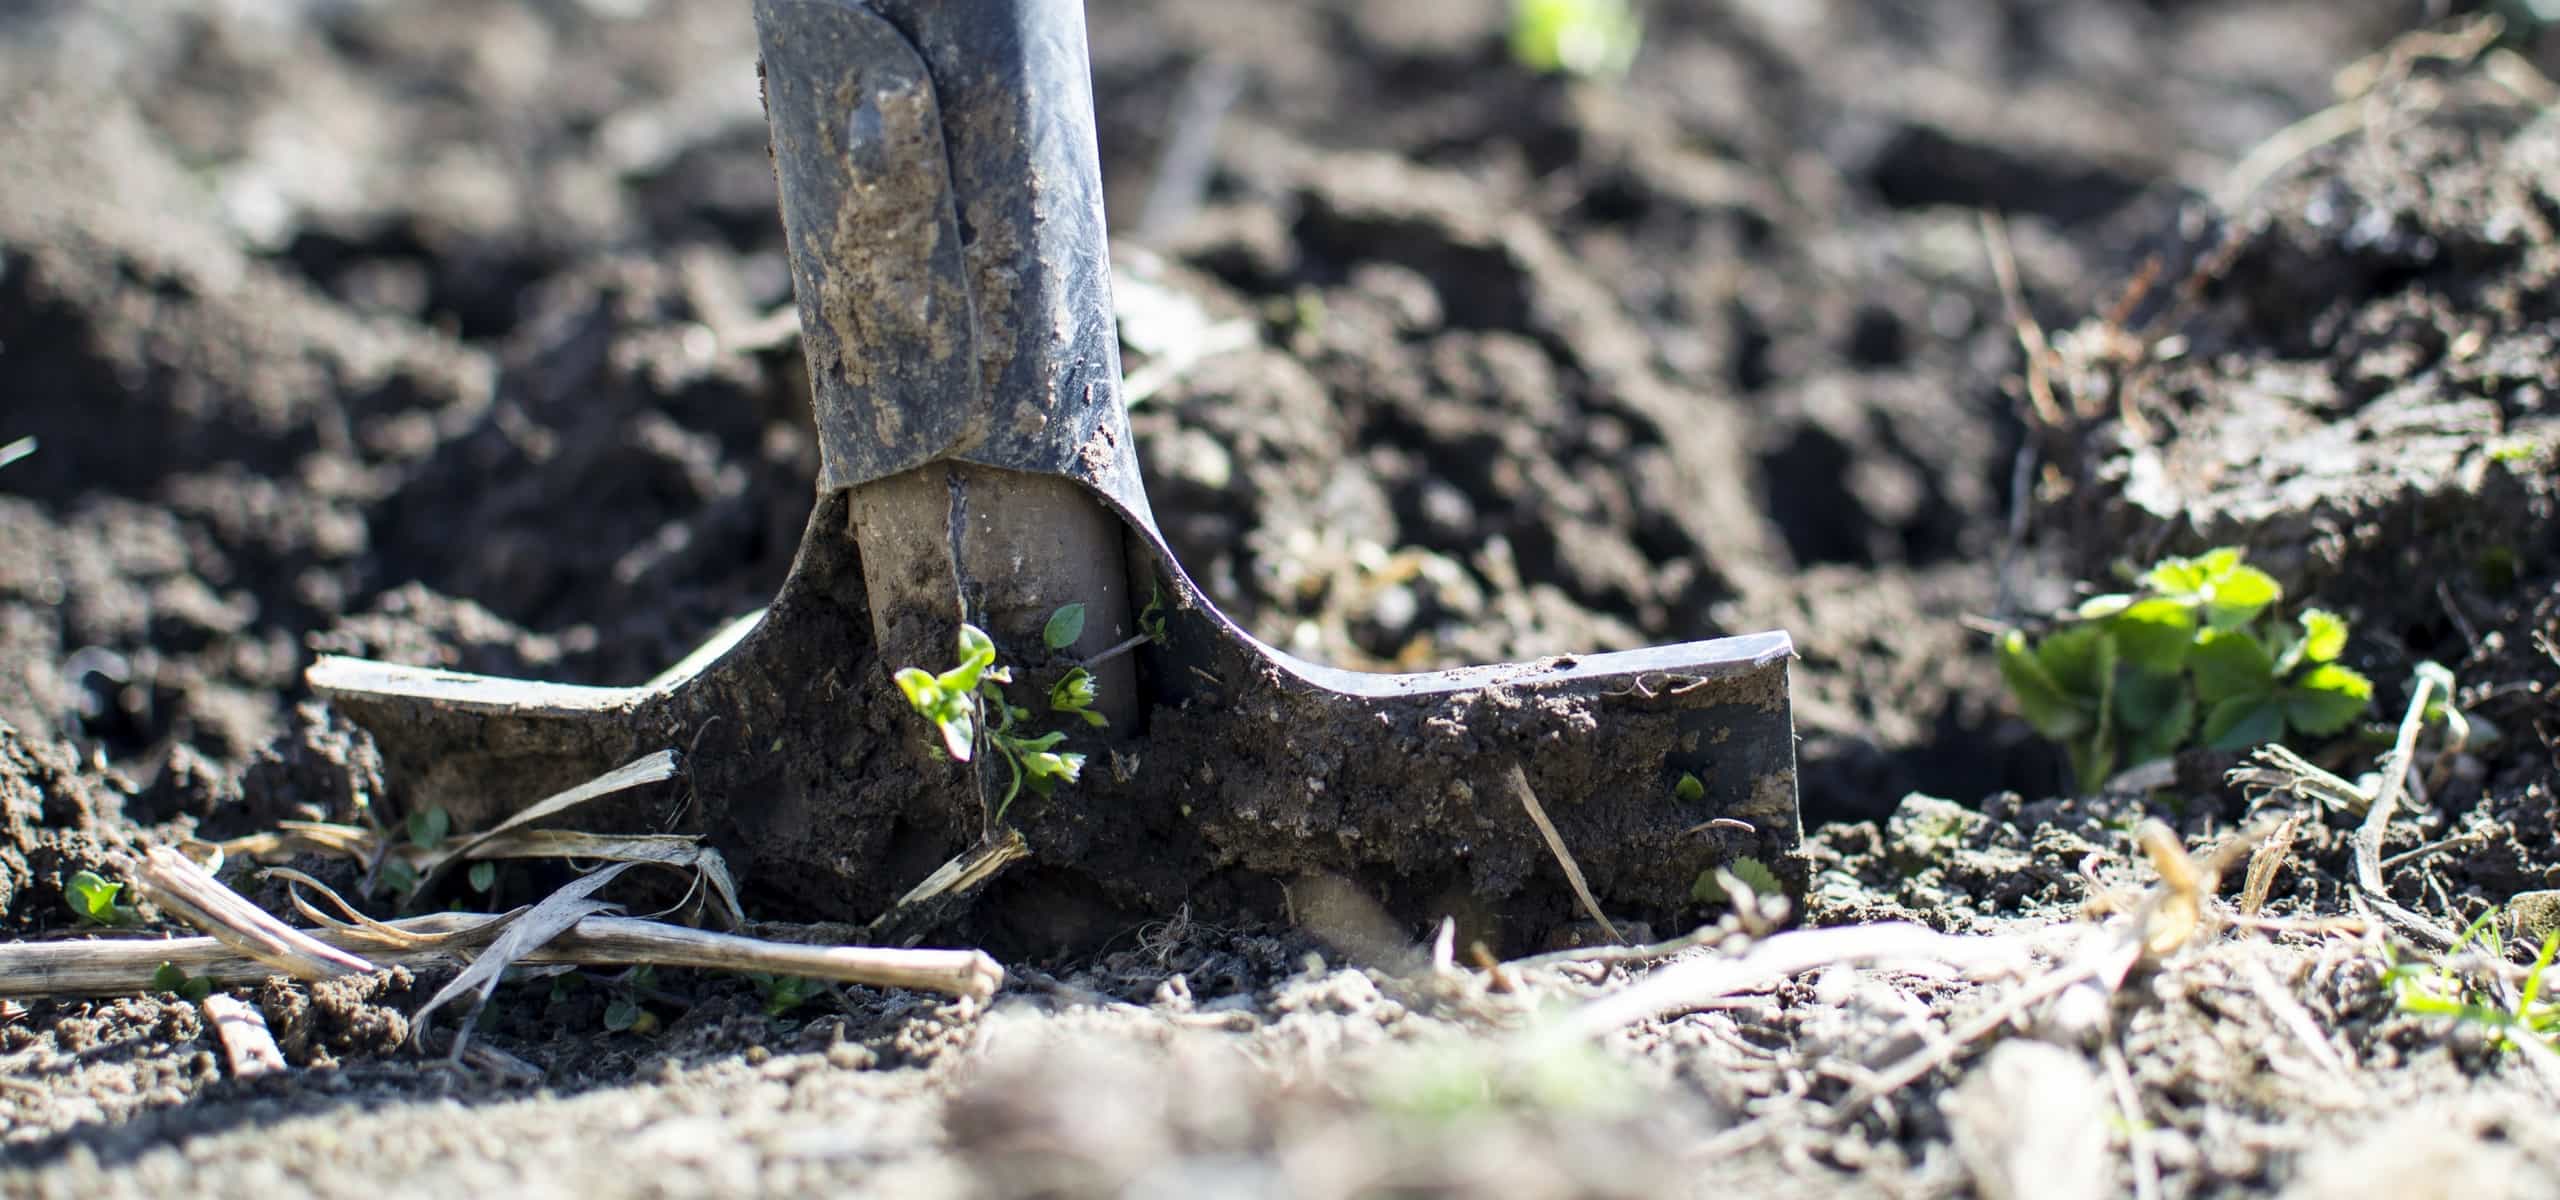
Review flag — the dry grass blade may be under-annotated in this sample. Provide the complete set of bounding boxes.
[463,830,744,927]
[210,820,380,863]
[427,750,682,876]
[134,846,375,982]
[1550,923,2038,1043]
[1501,763,1623,945]
[2241,812,2306,918]
[411,862,638,1057]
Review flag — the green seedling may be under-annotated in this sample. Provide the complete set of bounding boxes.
[2386,909,2560,1052]
[1690,858,1782,907]
[2000,547,2373,793]
[895,612,1093,822]
[746,972,821,1017]
[1673,772,1705,803]
[467,861,498,894]
[150,962,215,1002]
[407,805,451,848]
[1509,0,1642,79]
[65,870,137,927]
[602,965,660,1034]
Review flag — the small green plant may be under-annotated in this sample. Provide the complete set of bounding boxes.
[1673,772,1705,803]
[467,861,498,894]
[150,962,215,1002]
[1509,0,1642,78]
[407,805,451,848]
[602,965,660,1034]
[746,972,821,1017]
[1690,858,1782,906]
[894,612,1094,822]
[1999,547,2373,792]
[2386,909,2559,1052]
[65,869,137,927]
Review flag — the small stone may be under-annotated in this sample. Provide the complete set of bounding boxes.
[2509,891,2560,944]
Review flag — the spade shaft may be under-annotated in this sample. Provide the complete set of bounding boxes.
[308,0,1800,953]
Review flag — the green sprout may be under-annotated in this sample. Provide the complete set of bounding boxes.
[1673,772,1705,803]
[150,962,215,1002]
[747,972,821,1017]
[1509,0,1642,78]
[1690,858,1782,906]
[407,805,451,849]
[65,870,137,927]
[894,611,1094,822]
[603,965,660,1034]
[2387,909,2560,1052]
[467,861,498,894]
[1999,547,2373,793]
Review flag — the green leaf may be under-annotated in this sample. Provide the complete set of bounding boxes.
[1690,858,1783,906]
[1043,603,1087,651]
[2075,593,2136,620]
[2283,664,2373,735]
[2189,629,2276,703]
[2296,609,2348,664]
[1674,773,1705,803]
[1049,667,1102,725]
[2034,623,2112,697]
[1999,631,2089,739]
[468,861,497,893]
[604,996,642,1032]
[2201,565,2282,629]
[1510,0,1643,78]
[407,806,451,849]
[2108,597,2199,673]
[377,857,419,897]
[2115,667,2190,733]
[894,667,943,714]
[66,870,129,926]
[935,705,976,762]
[2122,686,2197,769]
[2140,554,2210,596]
[151,962,192,996]
[2201,695,2286,751]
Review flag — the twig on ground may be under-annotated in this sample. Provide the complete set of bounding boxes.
[134,846,375,982]
[1511,921,1730,972]
[1549,923,2039,1044]
[2238,955,2357,1090]
[2098,1040,2162,1200]
[2380,830,2490,872]
[201,993,286,1079]
[2353,663,2458,946]
[1502,763,1623,945]
[0,904,1004,1003]
[1979,212,2064,429]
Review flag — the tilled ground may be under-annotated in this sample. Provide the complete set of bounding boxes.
[4,1,2559,1196]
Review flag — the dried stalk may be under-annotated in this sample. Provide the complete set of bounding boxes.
[1502,763,1623,945]
[133,846,375,982]
[0,910,1003,1002]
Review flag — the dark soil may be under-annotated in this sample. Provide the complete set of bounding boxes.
[5,0,2559,1196]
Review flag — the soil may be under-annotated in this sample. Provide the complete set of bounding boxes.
[5,1,2559,1196]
